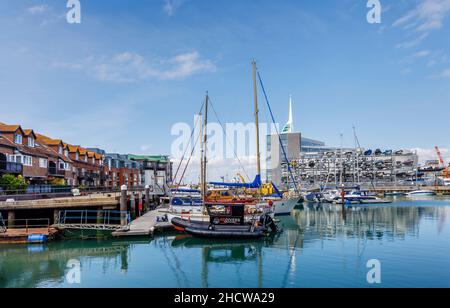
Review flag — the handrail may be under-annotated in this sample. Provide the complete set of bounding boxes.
[56,210,131,226]
[3,218,50,232]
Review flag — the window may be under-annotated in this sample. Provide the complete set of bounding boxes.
[14,134,22,144]
[58,146,63,155]
[28,137,35,147]
[92,158,95,164]
[75,152,79,160]
[22,156,32,166]
[39,158,48,168]
[64,149,69,157]
[84,156,87,162]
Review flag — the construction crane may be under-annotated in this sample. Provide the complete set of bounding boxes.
[435,146,449,178]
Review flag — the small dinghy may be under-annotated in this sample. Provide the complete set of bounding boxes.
[171,203,278,239]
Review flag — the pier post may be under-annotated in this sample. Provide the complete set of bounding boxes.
[7,211,15,227]
[53,209,59,224]
[137,191,143,217]
[145,185,150,212]
[130,192,136,219]
[97,208,104,225]
[120,185,128,226]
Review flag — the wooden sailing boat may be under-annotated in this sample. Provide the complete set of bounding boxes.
[170,61,279,238]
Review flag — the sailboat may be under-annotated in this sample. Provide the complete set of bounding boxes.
[170,61,278,239]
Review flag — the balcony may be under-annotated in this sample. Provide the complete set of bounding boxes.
[0,160,23,174]
[48,167,65,177]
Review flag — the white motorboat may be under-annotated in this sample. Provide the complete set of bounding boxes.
[406,190,436,196]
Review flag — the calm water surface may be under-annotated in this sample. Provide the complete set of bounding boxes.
[1,197,450,288]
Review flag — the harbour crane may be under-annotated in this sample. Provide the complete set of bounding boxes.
[435,146,449,178]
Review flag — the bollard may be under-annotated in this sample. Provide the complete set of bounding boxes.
[120,185,128,226]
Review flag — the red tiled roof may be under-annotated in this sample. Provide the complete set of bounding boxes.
[0,135,16,149]
[0,124,23,134]
[36,133,63,146]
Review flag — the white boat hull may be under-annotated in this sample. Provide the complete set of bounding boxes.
[406,190,436,196]
[272,198,301,215]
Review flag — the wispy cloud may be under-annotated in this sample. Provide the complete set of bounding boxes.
[27,5,50,15]
[393,0,450,32]
[412,147,450,164]
[52,51,216,83]
[393,0,450,52]
[430,68,450,78]
[163,0,185,16]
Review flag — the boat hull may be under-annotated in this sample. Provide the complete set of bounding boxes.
[272,198,301,215]
[171,217,266,239]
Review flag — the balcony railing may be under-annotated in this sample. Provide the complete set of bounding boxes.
[0,160,23,174]
[48,167,65,177]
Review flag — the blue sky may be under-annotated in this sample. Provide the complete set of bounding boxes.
[1,0,450,165]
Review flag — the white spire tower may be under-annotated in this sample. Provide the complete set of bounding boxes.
[282,95,294,133]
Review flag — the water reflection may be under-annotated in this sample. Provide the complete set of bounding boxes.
[0,202,449,288]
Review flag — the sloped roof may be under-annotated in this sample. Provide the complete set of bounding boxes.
[23,129,37,139]
[0,124,24,135]
[0,135,16,149]
[36,133,64,146]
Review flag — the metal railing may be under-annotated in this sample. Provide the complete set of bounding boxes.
[56,210,131,231]
[2,218,50,232]
[0,160,23,174]
[0,185,147,201]
[48,167,65,177]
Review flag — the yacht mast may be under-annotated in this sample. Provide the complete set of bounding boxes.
[202,92,209,201]
[252,60,261,179]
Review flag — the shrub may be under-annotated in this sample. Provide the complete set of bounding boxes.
[0,174,27,194]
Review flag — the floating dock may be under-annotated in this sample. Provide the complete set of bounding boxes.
[112,208,174,238]
[0,228,60,244]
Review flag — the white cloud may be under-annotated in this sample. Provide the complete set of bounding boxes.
[412,50,431,58]
[393,0,450,32]
[163,0,185,16]
[430,68,450,78]
[395,32,429,49]
[412,147,450,164]
[27,5,50,15]
[393,0,450,53]
[52,51,216,83]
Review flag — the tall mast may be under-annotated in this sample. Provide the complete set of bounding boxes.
[199,110,204,198]
[252,60,261,178]
[202,92,209,201]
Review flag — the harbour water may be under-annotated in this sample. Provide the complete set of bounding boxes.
[1,197,450,288]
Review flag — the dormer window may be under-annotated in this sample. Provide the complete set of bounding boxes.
[84,156,87,162]
[14,134,22,144]
[58,146,63,155]
[64,149,68,157]
[75,152,79,160]
[92,158,95,164]
[28,137,35,147]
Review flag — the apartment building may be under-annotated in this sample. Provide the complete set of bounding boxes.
[103,153,142,189]
[0,124,71,184]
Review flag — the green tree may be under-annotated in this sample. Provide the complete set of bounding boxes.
[0,174,27,194]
